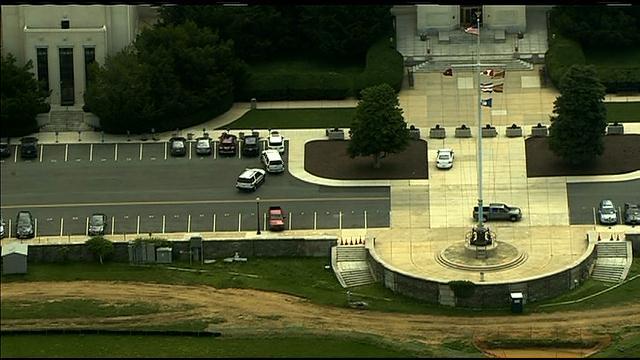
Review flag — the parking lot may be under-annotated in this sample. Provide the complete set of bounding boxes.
[566,179,640,225]
[1,140,391,237]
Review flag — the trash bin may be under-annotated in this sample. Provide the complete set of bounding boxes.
[251,98,257,110]
[510,292,524,313]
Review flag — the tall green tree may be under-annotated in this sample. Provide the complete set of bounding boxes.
[85,236,114,264]
[84,46,154,134]
[1,53,50,137]
[548,65,607,166]
[347,84,409,169]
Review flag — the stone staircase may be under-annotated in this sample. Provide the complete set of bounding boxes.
[591,241,632,283]
[332,245,375,288]
[412,55,534,73]
[40,110,91,132]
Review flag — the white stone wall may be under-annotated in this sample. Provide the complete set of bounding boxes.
[1,5,140,107]
[483,5,526,33]
[416,5,459,35]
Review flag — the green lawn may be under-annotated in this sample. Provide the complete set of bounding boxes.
[220,108,357,130]
[0,334,424,358]
[605,102,640,123]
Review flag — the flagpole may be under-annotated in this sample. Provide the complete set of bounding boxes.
[476,13,484,230]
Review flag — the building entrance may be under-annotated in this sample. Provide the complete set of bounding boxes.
[59,48,75,106]
[461,6,482,28]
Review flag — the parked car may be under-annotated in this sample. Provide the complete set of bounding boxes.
[242,134,260,157]
[0,142,10,159]
[0,216,6,238]
[436,148,454,169]
[195,137,212,156]
[623,203,640,225]
[473,203,522,222]
[598,199,618,225]
[88,213,107,236]
[267,131,285,153]
[20,137,38,159]
[15,211,35,239]
[268,206,286,231]
[169,137,187,157]
[235,168,266,192]
[218,132,238,156]
[261,149,285,173]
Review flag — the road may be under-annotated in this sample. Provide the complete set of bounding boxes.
[0,141,390,236]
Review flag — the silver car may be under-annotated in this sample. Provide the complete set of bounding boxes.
[195,137,212,156]
[598,200,618,225]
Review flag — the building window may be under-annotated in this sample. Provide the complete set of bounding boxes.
[61,20,70,29]
[36,48,49,93]
[84,47,96,89]
[59,48,75,106]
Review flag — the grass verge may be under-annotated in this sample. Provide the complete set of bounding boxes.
[220,107,356,130]
[605,102,640,123]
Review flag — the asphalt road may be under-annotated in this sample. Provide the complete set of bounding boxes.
[567,179,640,225]
[0,141,391,236]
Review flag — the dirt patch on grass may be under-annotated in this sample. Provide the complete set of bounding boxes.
[525,134,640,177]
[304,139,428,180]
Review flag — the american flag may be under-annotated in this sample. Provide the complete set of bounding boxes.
[464,26,479,36]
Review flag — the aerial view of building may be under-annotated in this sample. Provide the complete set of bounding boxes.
[1,4,639,358]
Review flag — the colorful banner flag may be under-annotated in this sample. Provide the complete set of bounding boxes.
[481,98,493,107]
[442,68,453,76]
[481,69,494,77]
[480,83,504,93]
[464,26,479,36]
[493,70,505,79]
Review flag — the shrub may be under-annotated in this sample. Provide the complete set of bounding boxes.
[354,38,404,97]
[545,36,585,89]
[85,236,114,264]
[448,280,476,299]
[596,66,640,93]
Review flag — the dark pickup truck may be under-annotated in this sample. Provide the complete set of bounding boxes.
[473,203,522,222]
[218,132,238,156]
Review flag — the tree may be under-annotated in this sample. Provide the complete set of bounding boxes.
[347,84,409,169]
[85,236,114,264]
[548,65,607,166]
[1,53,50,137]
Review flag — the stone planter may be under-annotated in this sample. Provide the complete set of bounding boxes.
[409,126,421,140]
[429,126,446,139]
[326,128,345,140]
[505,125,522,137]
[481,125,497,138]
[455,126,472,138]
[606,123,624,135]
[531,124,548,137]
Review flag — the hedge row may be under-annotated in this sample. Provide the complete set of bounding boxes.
[238,37,404,101]
[596,66,640,93]
[546,35,640,92]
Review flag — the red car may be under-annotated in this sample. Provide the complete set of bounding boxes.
[268,206,286,231]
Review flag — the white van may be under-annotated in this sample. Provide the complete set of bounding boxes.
[261,149,285,173]
[267,131,285,153]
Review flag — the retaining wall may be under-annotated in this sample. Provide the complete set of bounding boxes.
[11,236,336,264]
[367,238,597,308]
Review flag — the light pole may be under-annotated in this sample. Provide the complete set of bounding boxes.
[256,197,261,235]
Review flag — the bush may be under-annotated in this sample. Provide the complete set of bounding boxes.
[596,66,640,93]
[354,38,404,97]
[448,280,476,299]
[545,36,585,89]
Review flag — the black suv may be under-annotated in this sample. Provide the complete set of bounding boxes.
[16,211,35,239]
[0,141,10,159]
[20,137,38,159]
[242,134,260,157]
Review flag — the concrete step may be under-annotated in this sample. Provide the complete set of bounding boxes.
[340,269,375,287]
[414,58,533,72]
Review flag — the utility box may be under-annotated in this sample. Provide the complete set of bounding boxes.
[510,292,524,313]
[156,247,173,264]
